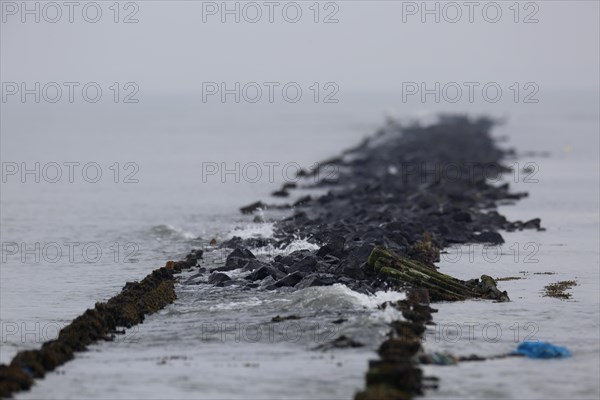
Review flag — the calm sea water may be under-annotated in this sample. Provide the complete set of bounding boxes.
[1,91,598,398]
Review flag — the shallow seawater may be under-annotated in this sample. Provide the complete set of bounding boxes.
[2,93,599,399]
[421,113,600,399]
[0,99,379,365]
[17,279,405,399]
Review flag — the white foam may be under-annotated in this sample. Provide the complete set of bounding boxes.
[282,238,320,253]
[291,283,405,311]
[328,283,406,309]
[226,222,275,240]
[251,238,320,260]
[151,224,197,240]
[207,297,268,312]
[372,303,405,323]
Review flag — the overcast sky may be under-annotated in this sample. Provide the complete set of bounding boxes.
[1,1,598,96]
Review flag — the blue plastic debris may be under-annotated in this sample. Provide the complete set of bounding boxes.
[428,352,458,365]
[512,341,571,359]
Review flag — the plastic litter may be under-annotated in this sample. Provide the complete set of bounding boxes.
[512,341,571,359]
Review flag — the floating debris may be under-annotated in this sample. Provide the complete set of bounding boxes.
[543,280,577,299]
[496,276,523,282]
[512,341,571,359]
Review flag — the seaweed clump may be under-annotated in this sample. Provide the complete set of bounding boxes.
[543,280,577,300]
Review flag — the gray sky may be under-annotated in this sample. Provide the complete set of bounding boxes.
[1,1,598,96]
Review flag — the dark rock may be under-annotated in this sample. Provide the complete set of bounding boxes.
[184,249,203,264]
[334,261,366,280]
[293,195,312,207]
[272,262,287,273]
[260,276,276,289]
[333,242,372,279]
[208,272,231,285]
[246,266,280,281]
[287,255,319,274]
[272,189,289,197]
[242,259,268,272]
[472,231,504,244]
[322,255,340,264]
[219,236,275,249]
[316,235,346,258]
[215,247,256,271]
[240,201,265,214]
[229,247,256,260]
[278,250,311,266]
[315,261,334,273]
[522,218,541,229]
[274,272,304,287]
[183,271,205,285]
[452,211,472,222]
[295,273,337,289]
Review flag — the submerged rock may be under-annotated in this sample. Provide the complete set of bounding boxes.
[472,231,504,244]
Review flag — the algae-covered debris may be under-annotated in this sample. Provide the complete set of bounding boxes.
[368,247,509,302]
[496,276,523,281]
[543,280,577,300]
[0,258,198,398]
